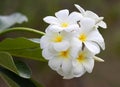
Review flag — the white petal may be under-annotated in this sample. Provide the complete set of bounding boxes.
[85,41,100,54]
[55,9,69,21]
[97,21,107,29]
[83,58,94,73]
[53,41,70,51]
[62,59,72,74]
[74,4,85,14]
[61,31,74,39]
[83,47,95,57]
[63,75,74,79]
[72,38,82,49]
[72,60,85,76]
[45,25,54,33]
[57,68,74,79]
[95,17,104,24]
[48,58,62,71]
[80,17,95,30]
[47,25,63,32]
[68,24,80,31]
[42,48,54,60]
[87,29,105,50]
[40,36,49,49]
[56,68,64,76]
[85,11,99,19]
[64,24,79,32]
[68,12,83,23]
[71,38,82,58]
[43,16,59,24]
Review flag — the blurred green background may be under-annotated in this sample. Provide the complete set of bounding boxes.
[0,0,120,87]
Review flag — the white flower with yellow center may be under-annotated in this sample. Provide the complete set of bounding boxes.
[75,4,107,29]
[40,30,72,51]
[72,19,105,54]
[71,48,94,77]
[43,9,82,32]
[42,48,73,74]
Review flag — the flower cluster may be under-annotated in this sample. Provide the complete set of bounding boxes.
[40,4,107,79]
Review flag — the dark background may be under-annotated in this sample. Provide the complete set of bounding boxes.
[0,0,120,87]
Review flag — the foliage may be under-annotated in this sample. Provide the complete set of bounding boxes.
[0,13,44,87]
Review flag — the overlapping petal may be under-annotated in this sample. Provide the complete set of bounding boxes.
[42,48,54,60]
[83,58,94,73]
[85,41,100,54]
[40,36,49,49]
[74,4,85,13]
[48,58,62,71]
[43,16,59,24]
[55,9,69,21]
[87,29,105,50]
[80,17,95,30]
[72,60,85,76]
[53,41,70,51]
[62,59,72,74]
[68,12,83,23]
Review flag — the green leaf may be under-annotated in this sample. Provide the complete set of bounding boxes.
[0,67,43,87]
[0,37,46,61]
[0,52,18,75]
[0,52,31,78]
[14,60,31,79]
[8,48,45,61]
[0,37,39,50]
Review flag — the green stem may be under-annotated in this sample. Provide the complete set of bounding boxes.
[0,27,45,36]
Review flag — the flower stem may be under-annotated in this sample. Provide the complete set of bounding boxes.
[0,27,45,36]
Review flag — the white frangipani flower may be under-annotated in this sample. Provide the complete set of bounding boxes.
[42,48,73,75]
[74,4,107,29]
[71,48,94,77]
[72,19,105,54]
[40,30,72,51]
[43,9,82,32]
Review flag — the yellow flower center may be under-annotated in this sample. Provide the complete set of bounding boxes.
[53,35,63,42]
[77,53,85,62]
[59,50,69,58]
[79,33,87,42]
[61,22,69,28]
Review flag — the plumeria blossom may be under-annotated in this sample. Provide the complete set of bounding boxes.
[43,9,82,32]
[72,19,105,54]
[75,4,107,29]
[40,30,73,51]
[42,47,73,75]
[40,4,107,79]
[71,48,94,77]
